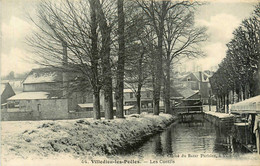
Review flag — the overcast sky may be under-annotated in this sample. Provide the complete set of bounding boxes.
[0,0,258,76]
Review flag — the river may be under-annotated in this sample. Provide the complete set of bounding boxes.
[113,117,260,165]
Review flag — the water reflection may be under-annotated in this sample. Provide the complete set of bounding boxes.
[120,119,254,159]
[164,129,173,155]
[154,134,163,155]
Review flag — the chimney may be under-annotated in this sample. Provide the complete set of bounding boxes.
[62,41,68,97]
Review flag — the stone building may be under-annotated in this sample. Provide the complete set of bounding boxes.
[2,68,92,121]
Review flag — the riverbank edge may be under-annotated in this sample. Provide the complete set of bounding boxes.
[1,113,177,161]
[204,111,235,128]
[112,114,177,155]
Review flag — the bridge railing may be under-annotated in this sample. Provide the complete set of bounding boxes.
[173,105,203,114]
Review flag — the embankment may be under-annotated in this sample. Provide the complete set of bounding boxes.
[204,111,235,129]
[1,113,176,163]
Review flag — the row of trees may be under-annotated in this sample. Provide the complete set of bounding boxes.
[210,3,260,113]
[27,0,206,119]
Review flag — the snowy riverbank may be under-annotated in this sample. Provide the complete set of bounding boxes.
[1,113,175,165]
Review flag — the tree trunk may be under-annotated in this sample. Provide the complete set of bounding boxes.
[136,50,145,114]
[90,0,101,119]
[102,31,113,120]
[232,89,235,104]
[136,85,142,114]
[164,60,171,114]
[218,96,220,112]
[115,0,125,118]
[96,0,113,119]
[226,93,229,114]
[242,85,245,101]
[220,96,223,113]
[153,13,164,116]
[223,95,225,113]
[238,87,241,102]
[93,90,101,119]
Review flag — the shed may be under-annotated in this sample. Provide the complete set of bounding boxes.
[77,103,93,111]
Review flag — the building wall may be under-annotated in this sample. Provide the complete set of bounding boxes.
[1,111,35,121]
[200,82,210,100]
[68,92,87,111]
[123,91,153,108]
[23,82,62,92]
[40,99,69,120]
[184,81,199,90]
[68,111,93,119]
[2,98,69,121]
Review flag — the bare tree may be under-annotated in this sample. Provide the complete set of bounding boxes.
[136,0,197,115]
[125,33,152,114]
[26,0,106,119]
[162,6,207,114]
[95,0,115,119]
[89,0,101,119]
[124,5,155,114]
[115,0,125,118]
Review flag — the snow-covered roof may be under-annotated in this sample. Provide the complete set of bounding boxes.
[177,88,199,99]
[78,103,93,108]
[123,89,134,93]
[23,68,62,84]
[7,92,50,100]
[24,72,59,84]
[231,95,260,114]
[113,105,135,111]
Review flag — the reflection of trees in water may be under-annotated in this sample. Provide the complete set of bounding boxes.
[214,127,232,153]
[118,120,251,158]
[150,126,174,156]
[154,134,163,155]
[165,128,173,155]
[213,126,249,154]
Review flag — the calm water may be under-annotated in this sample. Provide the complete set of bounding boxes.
[113,117,260,165]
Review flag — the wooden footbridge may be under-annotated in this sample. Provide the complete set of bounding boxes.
[174,105,204,122]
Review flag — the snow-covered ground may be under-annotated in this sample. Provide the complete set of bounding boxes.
[203,105,216,112]
[203,105,235,118]
[1,113,175,165]
[204,111,234,118]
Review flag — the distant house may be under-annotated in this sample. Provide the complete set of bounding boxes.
[2,68,93,121]
[178,71,213,104]
[1,83,15,105]
[171,86,202,113]
[121,88,153,108]
[171,87,200,103]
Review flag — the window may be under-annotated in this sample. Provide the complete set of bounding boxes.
[130,92,133,99]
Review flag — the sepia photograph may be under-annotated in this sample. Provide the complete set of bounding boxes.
[1,0,260,165]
